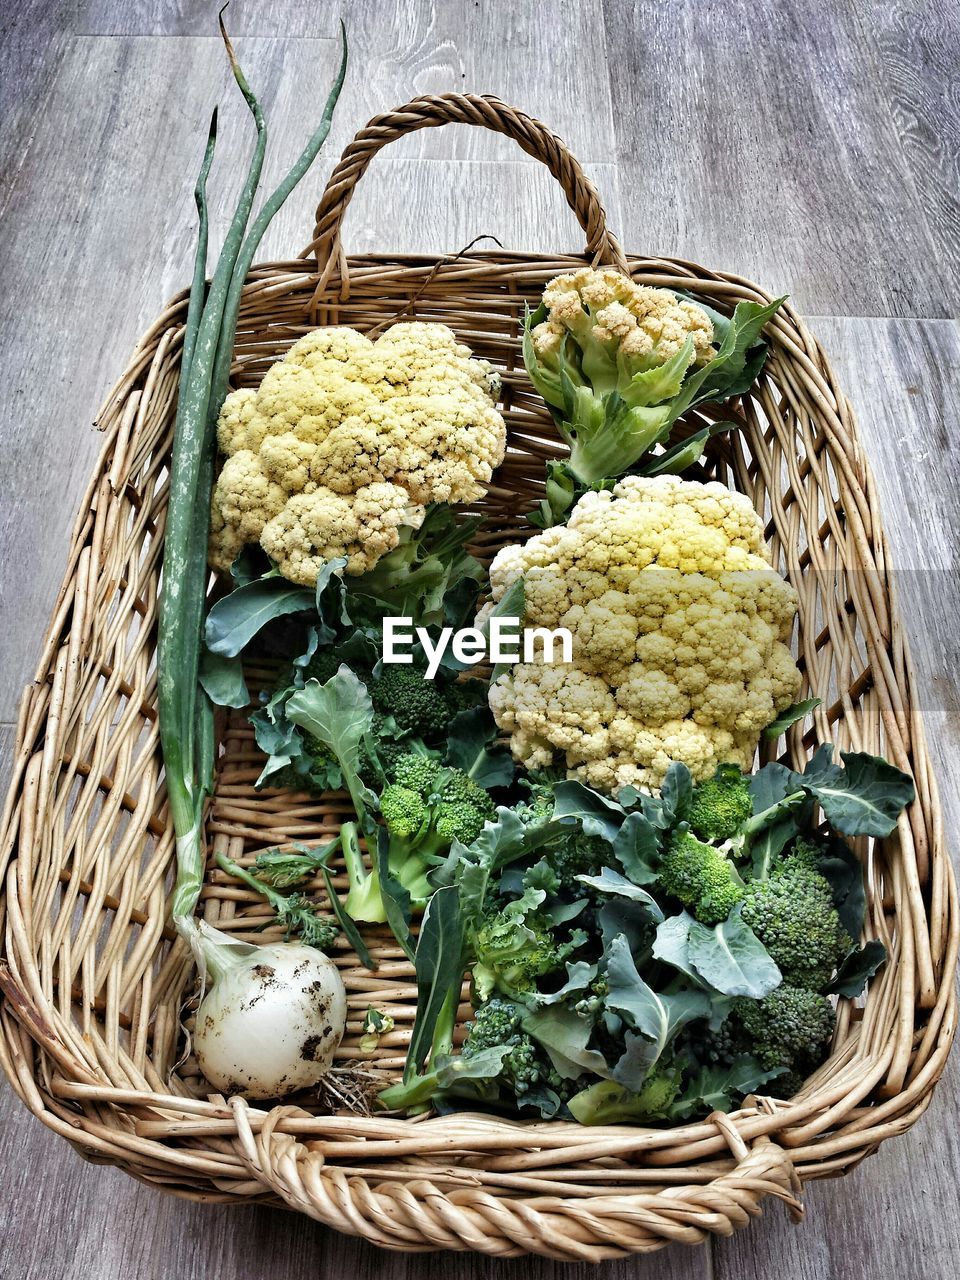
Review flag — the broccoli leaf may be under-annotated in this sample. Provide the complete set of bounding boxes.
[444,706,515,788]
[611,811,660,884]
[796,748,915,837]
[537,960,598,1006]
[442,577,525,675]
[286,668,379,825]
[660,762,694,824]
[552,780,627,841]
[749,762,797,814]
[651,911,701,984]
[374,828,416,962]
[817,838,869,938]
[604,935,711,1075]
[407,886,465,1074]
[521,1004,612,1079]
[672,1056,786,1117]
[576,869,665,922]
[204,577,315,656]
[598,898,659,954]
[685,905,782,998]
[198,650,249,709]
[763,697,821,739]
[828,939,887,997]
[749,813,799,880]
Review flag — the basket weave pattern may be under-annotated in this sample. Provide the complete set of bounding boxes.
[0,96,956,1260]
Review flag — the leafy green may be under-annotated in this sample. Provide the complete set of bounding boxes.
[685,906,782,998]
[763,697,821,739]
[828,939,887,997]
[204,576,315,657]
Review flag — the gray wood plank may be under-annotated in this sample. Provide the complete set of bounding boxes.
[602,0,956,318]
[75,0,618,165]
[714,315,960,1280]
[855,0,960,292]
[0,1,72,191]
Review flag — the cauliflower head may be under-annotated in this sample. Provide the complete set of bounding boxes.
[208,323,505,584]
[532,266,716,379]
[486,474,801,792]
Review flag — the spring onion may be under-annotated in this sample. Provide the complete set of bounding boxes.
[157,19,348,1097]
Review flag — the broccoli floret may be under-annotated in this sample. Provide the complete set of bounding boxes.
[547,829,609,895]
[782,834,828,875]
[372,765,494,915]
[472,907,579,1003]
[733,987,835,1078]
[686,763,753,842]
[442,678,488,717]
[462,997,523,1049]
[657,830,744,924]
[434,800,489,847]
[741,866,851,990]
[380,784,428,839]
[462,999,565,1099]
[302,648,345,685]
[371,667,449,737]
[391,751,443,795]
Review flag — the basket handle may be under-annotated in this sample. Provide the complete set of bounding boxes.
[229,1100,802,1256]
[302,93,628,285]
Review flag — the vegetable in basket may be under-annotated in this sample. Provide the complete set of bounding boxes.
[156,20,352,1099]
[208,321,505,585]
[484,473,802,794]
[381,749,913,1123]
[522,266,785,525]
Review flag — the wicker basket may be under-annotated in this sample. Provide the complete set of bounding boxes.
[0,95,956,1261]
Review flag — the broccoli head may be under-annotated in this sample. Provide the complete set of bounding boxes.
[741,865,851,990]
[472,907,579,1004]
[548,830,610,895]
[782,834,828,875]
[379,784,428,840]
[462,998,566,1100]
[442,677,489,717]
[657,830,744,924]
[371,667,449,737]
[391,751,442,795]
[685,763,753,842]
[733,986,835,1079]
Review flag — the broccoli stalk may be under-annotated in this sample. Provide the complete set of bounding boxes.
[340,820,388,924]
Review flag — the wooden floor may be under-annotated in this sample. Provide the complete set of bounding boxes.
[2,1,959,1275]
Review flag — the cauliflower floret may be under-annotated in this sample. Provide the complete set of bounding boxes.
[260,483,423,582]
[484,475,801,791]
[208,323,506,586]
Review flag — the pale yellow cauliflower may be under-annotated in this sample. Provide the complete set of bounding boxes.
[532,266,716,372]
[486,474,801,792]
[208,323,505,584]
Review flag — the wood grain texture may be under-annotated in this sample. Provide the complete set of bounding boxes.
[76,0,618,163]
[2,0,960,1274]
[602,0,958,317]
[855,0,960,291]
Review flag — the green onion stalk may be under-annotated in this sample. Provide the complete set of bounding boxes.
[158,20,348,955]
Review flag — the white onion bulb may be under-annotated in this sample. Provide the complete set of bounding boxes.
[190,923,347,1099]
